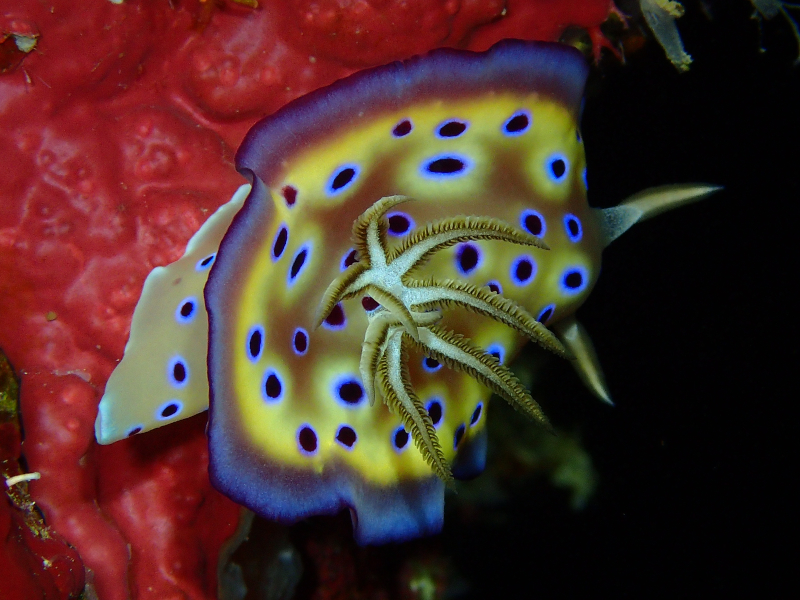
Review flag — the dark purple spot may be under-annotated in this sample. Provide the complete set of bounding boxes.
[265,373,282,400]
[324,303,346,329]
[576,130,582,142]
[272,226,288,259]
[338,380,364,405]
[537,306,554,323]
[388,213,411,234]
[331,167,356,191]
[343,249,358,269]
[550,158,566,179]
[127,426,142,437]
[336,426,357,448]
[427,401,442,426]
[523,213,543,235]
[392,119,412,137]
[248,329,262,359]
[564,270,583,289]
[293,329,308,354]
[394,428,409,449]
[282,185,297,206]
[200,254,215,267]
[361,296,379,311]
[298,426,318,453]
[486,281,502,294]
[161,403,179,418]
[515,259,533,282]
[438,120,467,137]
[173,362,186,383]
[180,301,194,318]
[423,357,441,372]
[456,243,479,274]
[454,424,466,448]
[505,113,529,133]
[470,403,483,425]
[290,248,307,279]
[427,157,465,174]
[567,217,580,237]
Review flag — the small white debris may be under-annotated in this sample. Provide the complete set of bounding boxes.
[5,472,41,488]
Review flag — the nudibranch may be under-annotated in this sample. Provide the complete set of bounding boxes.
[95,40,718,544]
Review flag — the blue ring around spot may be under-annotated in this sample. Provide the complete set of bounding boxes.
[421,356,442,373]
[340,248,357,271]
[287,242,312,286]
[271,224,289,262]
[174,296,198,325]
[155,399,183,422]
[296,423,319,456]
[470,402,484,427]
[501,109,532,136]
[425,397,445,429]
[486,343,505,365]
[419,153,474,180]
[330,374,365,409]
[125,424,145,437]
[386,211,415,237]
[391,425,410,453]
[455,242,482,276]
[325,164,360,196]
[560,265,590,296]
[334,424,358,450]
[545,152,570,184]
[292,327,309,356]
[563,213,583,243]
[520,208,547,238]
[261,369,285,404]
[485,280,503,295]
[510,255,537,286]
[537,303,556,324]
[245,324,265,362]
[167,356,189,389]
[195,253,216,272]
[453,423,466,449]
[434,118,469,139]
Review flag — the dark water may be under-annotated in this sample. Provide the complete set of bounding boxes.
[442,1,798,597]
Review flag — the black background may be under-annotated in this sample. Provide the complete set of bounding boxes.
[445,1,798,597]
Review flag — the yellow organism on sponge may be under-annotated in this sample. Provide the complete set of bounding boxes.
[95,40,719,544]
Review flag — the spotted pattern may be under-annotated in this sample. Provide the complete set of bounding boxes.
[564,214,583,242]
[246,325,265,362]
[560,266,589,295]
[326,165,360,196]
[520,209,546,237]
[195,253,215,271]
[420,154,473,179]
[332,375,365,408]
[156,400,182,421]
[546,153,569,183]
[167,356,189,388]
[510,255,536,286]
[262,370,284,403]
[297,425,318,455]
[392,426,410,452]
[292,328,309,356]
[272,225,289,260]
[436,119,468,138]
[455,243,481,276]
[502,110,531,136]
[175,297,198,324]
[288,244,311,285]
